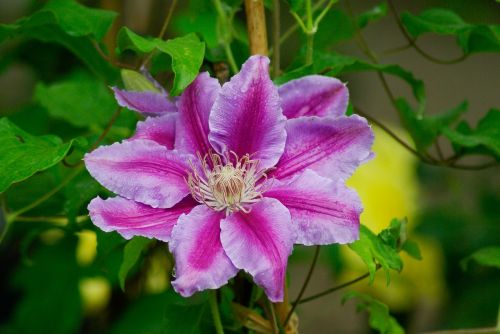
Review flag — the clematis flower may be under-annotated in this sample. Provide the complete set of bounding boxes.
[85,55,374,302]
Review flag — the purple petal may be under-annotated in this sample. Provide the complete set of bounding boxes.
[278,75,348,119]
[208,55,286,169]
[265,169,361,245]
[112,87,177,115]
[130,114,176,149]
[84,139,192,208]
[220,198,294,302]
[169,205,238,297]
[88,196,197,242]
[175,72,220,156]
[272,115,374,181]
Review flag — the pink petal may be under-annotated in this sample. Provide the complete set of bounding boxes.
[88,196,197,241]
[272,115,374,181]
[265,170,361,245]
[208,56,286,169]
[278,75,348,119]
[175,72,220,156]
[84,139,192,208]
[112,87,177,115]
[130,114,176,149]
[220,198,294,302]
[169,205,238,297]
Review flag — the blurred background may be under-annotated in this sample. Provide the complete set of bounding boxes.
[0,0,499,333]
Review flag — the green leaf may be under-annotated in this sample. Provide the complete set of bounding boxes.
[396,99,468,152]
[343,291,404,334]
[172,8,219,49]
[118,236,152,290]
[0,1,118,80]
[357,2,388,28]
[461,246,500,270]
[43,0,117,40]
[0,118,73,193]
[401,9,500,55]
[110,290,208,334]
[315,9,354,49]
[442,108,500,158]
[155,34,205,95]
[116,29,205,95]
[401,240,422,260]
[34,71,117,128]
[348,224,403,284]
[313,52,426,109]
[7,237,82,334]
[401,9,470,37]
[64,171,102,224]
[116,26,156,54]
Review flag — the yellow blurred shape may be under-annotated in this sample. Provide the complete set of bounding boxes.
[76,230,97,266]
[144,248,172,294]
[39,228,65,245]
[79,277,111,315]
[343,126,447,311]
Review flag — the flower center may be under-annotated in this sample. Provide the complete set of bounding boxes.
[187,152,267,214]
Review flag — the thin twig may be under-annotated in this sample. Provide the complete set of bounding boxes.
[276,0,329,48]
[140,0,178,69]
[387,0,468,65]
[354,107,427,161]
[284,245,321,326]
[356,108,499,170]
[89,107,124,152]
[213,0,239,73]
[7,167,84,222]
[298,265,382,305]
[92,40,136,70]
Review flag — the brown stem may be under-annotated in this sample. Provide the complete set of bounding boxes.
[245,0,269,55]
[272,0,281,77]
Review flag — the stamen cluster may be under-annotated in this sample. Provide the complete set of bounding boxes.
[187,152,267,214]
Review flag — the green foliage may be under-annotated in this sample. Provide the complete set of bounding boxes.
[119,237,153,290]
[349,219,422,283]
[0,0,118,80]
[443,109,500,159]
[35,71,117,128]
[343,291,404,334]
[5,237,82,334]
[357,2,388,28]
[155,34,206,96]
[110,290,209,334]
[461,246,500,270]
[0,118,73,193]
[401,8,500,54]
[348,224,403,284]
[0,0,499,332]
[118,28,205,95]
[396,99,468,152]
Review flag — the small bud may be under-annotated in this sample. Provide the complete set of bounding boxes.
[120,69,160,92]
